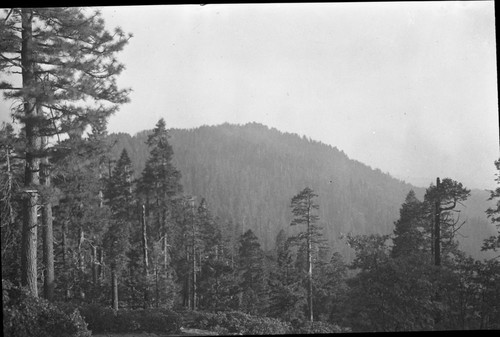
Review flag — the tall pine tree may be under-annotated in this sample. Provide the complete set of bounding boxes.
[290,187,323,324]
[103,149,133,310]
[0,7,130,298]
[136,118,182,307]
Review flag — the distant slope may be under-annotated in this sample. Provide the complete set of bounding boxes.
[107,123,496,260]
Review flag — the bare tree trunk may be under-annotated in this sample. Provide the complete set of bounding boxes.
[96,169,104,286]
[61,220,70,299]
[430,217,434,263]
[307,221,313,324]
[78,227,85,300]
[163,233,168,272]
[162,206,170,306]
[41,198,54,300]
[5,147,14,225]
[129,264,135,308]
[20,8,39,297]
[307,203,313,324]
[41,137,55,301]
[192,245,197,310]
[91,244,98,285]
[111,269,119,310]
[1,147,15,261]
[433,177,442,330]
[142,205,149,308]
[186,246,191,309]
[154,263,160,308]
[97,247,103,284]
[190,199,197,310]
[434,177,441,267]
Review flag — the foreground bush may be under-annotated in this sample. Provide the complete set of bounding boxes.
[2,279,91,337]
[190,310,292,335]
[77,303,181,334]
[291,320,351,334]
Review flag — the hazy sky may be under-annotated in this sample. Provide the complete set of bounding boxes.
[1,2,498,190]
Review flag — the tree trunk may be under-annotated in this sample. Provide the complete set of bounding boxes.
[6,147,14,225]
[1,147,15,261]
[78,227,85,299]
[142,205,149,308]
[61,220,70,299]
[307,223,313,323]
[97,247,103,284]
[112,269,119,310]
[162,207,170,306]
[20,8,39,297]
[190,199,198,310]
[430,217,434,263]
[434,177,441,267]
[307,204,313,324]
[433,177,442,330]
[155,264,160,308]
[129,264,135,308]
[91,244,98,285]
[41,138,55,301]
[192,244,197,310]
[163,232,168,272]
[41,198,54,300]
[96,169,104,286]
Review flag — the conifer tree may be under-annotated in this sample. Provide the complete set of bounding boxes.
[391,190,427,258]
[268,229,305,321]
[483,159,500,255]
[51,126,110,301]
[0,123,24,283]
[290,187,322,323]
[0,7,131,298]
[196,198,224,307]
[197,198,221,258]
[103,149,133,310]
[424,178,470,266]
[137,118,182,306]
[237,229,267,315]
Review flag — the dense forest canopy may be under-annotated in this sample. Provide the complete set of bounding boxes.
[107,123,497,260]
[1,6,499,335]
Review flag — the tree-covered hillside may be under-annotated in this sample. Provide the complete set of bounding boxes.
[107,122,496,260]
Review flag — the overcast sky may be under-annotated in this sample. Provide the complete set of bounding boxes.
[1,2,498,190]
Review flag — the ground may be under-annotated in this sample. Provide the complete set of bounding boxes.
[92,327,219,336]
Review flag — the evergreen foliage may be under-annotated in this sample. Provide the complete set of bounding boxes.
[3,279,91,337]
[0,7,131,299]
[483,158,500,255]
[107,124,494,261]
[1,7,499,331]
[391,190,427,258]
[237,229,268,315]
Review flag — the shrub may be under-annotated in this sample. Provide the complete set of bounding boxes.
[76,303,117,333]
[292,320,351,334]
[2,279,91,337]
[77,304,181,334]
[189,310,292,335]
[137,308,181,333]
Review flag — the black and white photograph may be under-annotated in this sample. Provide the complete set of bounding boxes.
[0,2,498,335]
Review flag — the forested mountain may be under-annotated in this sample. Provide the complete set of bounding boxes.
[3,6,497,334]
[107,122,496,260]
